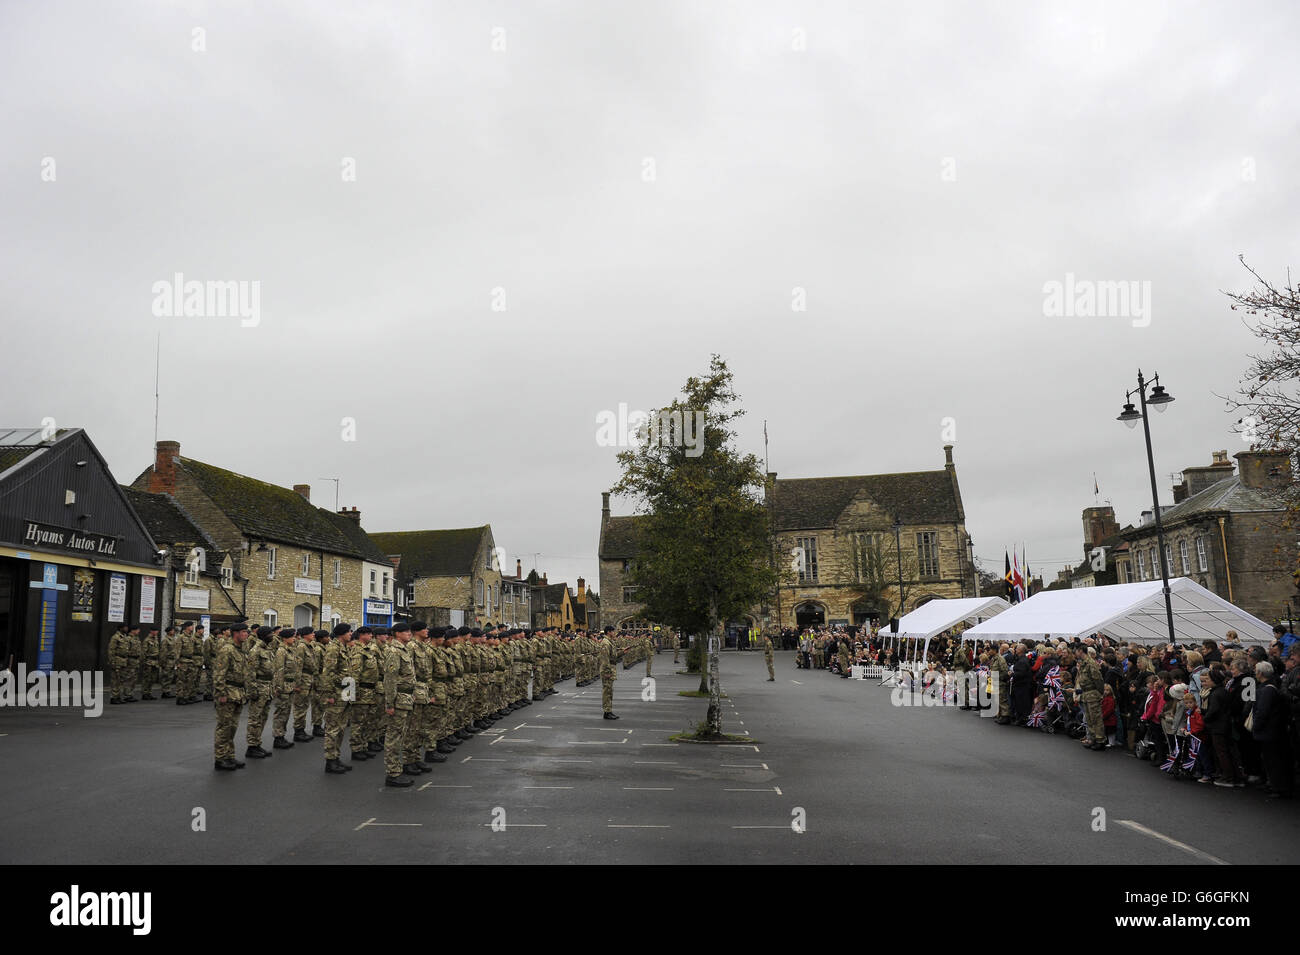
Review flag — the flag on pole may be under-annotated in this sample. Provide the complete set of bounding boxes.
[1004,551,1015,603]
[1024,546,1031,599]
[1012,547,1025,603]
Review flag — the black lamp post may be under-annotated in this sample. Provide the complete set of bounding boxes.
[1117,370,1177,646]
[892,515,904,657]
[966,535,976,598]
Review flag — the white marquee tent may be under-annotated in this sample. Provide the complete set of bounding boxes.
[961,578,1275,647]
[886,596,1011,661]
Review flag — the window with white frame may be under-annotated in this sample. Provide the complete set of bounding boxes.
[796,536,818,582]
[301,553,310,576]
[1179,540,1190,575]
[916,532,939,578]
[1149,547,1158,579]
[184,561,199,585]
[263,610,278,628]
[476,578,484,606]
[267,546,277,579]
[333,558,341,588]
[1136,550,1146,581]
[1117,560,1129,584]
[1164,544,1173,579]
[1196,537,1208,572]
[382,572,390,597]
[370,569,377,595]
[406,582,415,605]
[330,611,342,627]
[221,565,233,588]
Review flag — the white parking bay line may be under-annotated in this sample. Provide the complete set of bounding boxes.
[524,786,574,790]
[463,757,506,762]
[641,743,679,747]
[624,787,674,791]
[419,783,473,790]
[790,680,803,685]
[545,758,592,763]
[607,824,671,829]
[724,787,782,794]
[721,763,768,769]
[634,761,679,765]
[732,825,791,830]
[1116,820,1228,865]
[355,818,423,830]
[481,824,548,828]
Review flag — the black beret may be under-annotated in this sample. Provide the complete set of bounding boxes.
[278,627,296,638]
[470,627,482,638]
[256,626,273,639]
[355,626,373,636]
[392,622,411,634]
[457,626,471,636]
[227,621,248,633]
[410,620,428,633]
[332,623,353,637]
[313,629,328,639]
[296,626,314,637]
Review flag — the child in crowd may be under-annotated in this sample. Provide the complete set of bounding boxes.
[1027,692,1048,730]
[1102,684,1117,747]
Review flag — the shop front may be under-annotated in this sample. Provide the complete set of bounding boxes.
[363,598,393,628]
[0,429,163,672]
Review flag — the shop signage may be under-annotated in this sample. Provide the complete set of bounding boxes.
[22,520,119,557]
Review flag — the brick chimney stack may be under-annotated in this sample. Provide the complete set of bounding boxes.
[293,484,311,501]
[149,440,181,494]
[338,506,361,523]
[516,558,522,579]
[1182,451,1235,497]
[577,576,585,594]
[1234,450,1293,490]
[542,572,548,586]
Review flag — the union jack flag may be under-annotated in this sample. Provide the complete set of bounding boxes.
[1027,710,1045,728]
[1044,666,1062,691]
[1181,734,1201,771]
[1048,688,1065,709]
[1161,739,1181,773]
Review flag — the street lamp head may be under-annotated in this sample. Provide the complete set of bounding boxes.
[1147,383,1174,412]
[1117,402,1142,428]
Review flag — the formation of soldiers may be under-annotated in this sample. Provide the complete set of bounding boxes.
[106,620,225,704]
[206,619,660,785]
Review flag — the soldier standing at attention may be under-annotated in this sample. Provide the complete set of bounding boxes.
[764,631,776,681]
[140,626,160,699]
[598,626,621,720]
[369,627,390,753]
[199,624,214,701]
[988,646,1012,724]
[644,631,654,678]
[291,628,316,742]
[271,628,299,749]
[348,626,377,761]
[160,625,179,699]
[244,627,276,759]
[405,622,432,774]
[108,623,129,704]
[425,628,452,761]
[175,621,197,704]
[213,622,250,770]
[311,629,329,736]
[954,640,973,710]
[321,623,354,774]
[383,623,416,786]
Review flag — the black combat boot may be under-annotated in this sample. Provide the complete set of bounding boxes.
[273,736,294,749]
[141,693,155,700]
[455,729,472,740]
[161,692,174,699]
[425,749,448,763]
[603,712,620,720]
[214,758,240,771]
[293,729,312,743]
[325,759,348,774]
[367,740,383,752]
[436,740,456,754]
[312,725,325,738]
[403,763,424,776]
[110,697,121,705]
[245,745,271,759]
[385,775,413,788]
[473,719,490,730]
[351,750,370,761]
[203,693,213,701]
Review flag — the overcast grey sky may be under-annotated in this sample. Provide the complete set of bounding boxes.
[3,1,1297,592]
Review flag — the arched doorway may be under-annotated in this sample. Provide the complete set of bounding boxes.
[794,601,825,630]
[293,603,315,629]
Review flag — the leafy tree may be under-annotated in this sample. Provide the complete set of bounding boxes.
[612,356,776,733]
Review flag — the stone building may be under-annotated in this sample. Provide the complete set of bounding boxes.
[1119,449,1295,624]
[526,571,577,630]
[326,506,397,628]
[131,441,378,630]
[369,525,502,628]
[763,446,974,629]
[498,559,533,629]
[597,446,975,632]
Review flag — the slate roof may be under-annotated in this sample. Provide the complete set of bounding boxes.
[368,527,487,578]
[769,471,960,530]
[1122,475,1285,538]
[542,583,570,608]
[121,487,217,553]
[323,510,395,567]
[600,515,645,559]
[147,457,365,557]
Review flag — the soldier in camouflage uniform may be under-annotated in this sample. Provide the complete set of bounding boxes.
[199,624,214,701]
[213,622,250,770]
[292,628,317,742]
[763,632,775,681]
[405,622,432,772]
[244,626,276,758]
[107,623,130,704]
[321,623,354,774]
[1076,646,1106,750]
[427,628,454,758]
[160,625,179,699]
[368,627,389,752]
[644,632,654,678]
[271,628,299,749]
[598,627,621,719]
[383,622,416,786]
[310,629,329,736]
[139,626,160,699]
[176,621,198,704]
[348,626,378,760]
[987,646,1012,723]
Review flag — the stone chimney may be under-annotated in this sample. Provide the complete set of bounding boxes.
[1234,450,1293,491]
[1182,451,1235,497]
[293,484,311,501]
[577,576,585,595]
[148,440,181,494]
[944,445,954,468]
[1172,478,1188,505]
[338,506,361,523]
[542,572,548,586]
[516,558,522,579]
[602,492,610,521]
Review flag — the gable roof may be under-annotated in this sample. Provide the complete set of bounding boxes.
[322,510,395,566]
[770,470,960,530]
[368,526,487,578]
[162,457,364,556]
[1126,475,1285,534]
[542,583,571,608]
[600,515,645,559]
[121,486,217,552]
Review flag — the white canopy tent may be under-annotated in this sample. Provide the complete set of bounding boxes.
[961,577,1275,647]
[885,596,1011,662]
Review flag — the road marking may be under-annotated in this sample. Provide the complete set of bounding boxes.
[724,787,781,793]
[790,680,803,685]
[524,786,574,790]
[732,825,791,830]
[545,758,593,763]
[355,818,423,830]
[1116,820,1228,865]
[491,737,535,744]
[514,723,526,730]
[596,727,627,732]
[463,756,506,762]
[624,787,674,791]
[519,724,553,729]
[721,763,768,769]
[607,824,671,829]
[634,761,678,765]
[418,783,472,790]
[641,743,678,747]
[481,824,548,828]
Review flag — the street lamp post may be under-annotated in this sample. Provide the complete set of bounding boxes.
[966,535,976,598]
[1117,370,1177,646]
[893,515,905,660]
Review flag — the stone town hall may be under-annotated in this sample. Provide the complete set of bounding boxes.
[599,446,975,634]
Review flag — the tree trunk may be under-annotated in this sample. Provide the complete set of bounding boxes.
[706,596,722,734]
